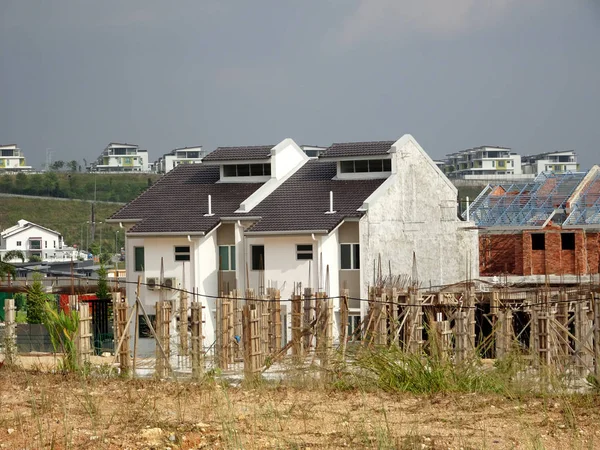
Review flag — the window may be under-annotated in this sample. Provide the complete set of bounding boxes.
[16,241,21,247]
[348,315,362,341]
[134,246,145,271]
[223,163,271,177]
[139,314,156,338]
[531,233,545,251]
[219,245,236,271]
[53,240,56,248]
[296,244,313,260]
[45,241,47,248]
[174,246,190,261]
[341,243,360,269]
[340,159,391,173]
[561,233,575,250]
[251,245,265,270]
[30,240,41,250]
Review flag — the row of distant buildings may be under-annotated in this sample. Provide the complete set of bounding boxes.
[436,146,578,180]
[1,142,579,179]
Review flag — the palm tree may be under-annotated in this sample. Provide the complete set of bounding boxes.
[0,255,16,281]
[3,250,25,263]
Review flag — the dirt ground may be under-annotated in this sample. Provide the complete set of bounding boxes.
[1,364,600,449]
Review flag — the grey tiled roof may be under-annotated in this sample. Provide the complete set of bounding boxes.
[202,145,274,162]
[109,164,265,233]
[319,141,395,159]
[247,160,387,233]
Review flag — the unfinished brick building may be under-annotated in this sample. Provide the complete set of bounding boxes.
[467,166,600,279]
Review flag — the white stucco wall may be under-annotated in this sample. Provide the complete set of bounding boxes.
[245,235,319,299]
[359,135,479,300]
[271,139,309,180]
[125,232,219,356]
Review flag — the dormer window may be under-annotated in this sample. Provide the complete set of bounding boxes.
[340,159,391,174]
[223,163,271,177]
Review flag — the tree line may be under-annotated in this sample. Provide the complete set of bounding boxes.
[0,172,159,203]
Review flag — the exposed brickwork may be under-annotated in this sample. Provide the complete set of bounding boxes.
[480,229,600,276]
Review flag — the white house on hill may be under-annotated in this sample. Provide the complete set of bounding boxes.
[0,220,79,262]
[109,135,478,354]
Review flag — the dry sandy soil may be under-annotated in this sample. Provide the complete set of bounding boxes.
[1,362,600,449]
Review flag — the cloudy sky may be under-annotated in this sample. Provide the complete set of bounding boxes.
[1,0,599,170]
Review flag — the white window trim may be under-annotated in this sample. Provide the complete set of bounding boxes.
[296,244,314,261]
[174,245,191,262]
[340,243,360,270]
[219,245,236,271]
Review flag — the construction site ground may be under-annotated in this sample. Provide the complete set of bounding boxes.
[1,362,600,449]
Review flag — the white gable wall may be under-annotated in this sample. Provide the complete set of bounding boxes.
[359,135,478,300]
[125,233,217,357]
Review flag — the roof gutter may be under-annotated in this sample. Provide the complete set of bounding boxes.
[105,218,142,224]
[125,231,206,237]
[245,229,329,236]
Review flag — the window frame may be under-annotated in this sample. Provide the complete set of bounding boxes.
[174,245,191,262]
[134,246,145,271]
[296,244,314,261]
[339,159,392,174]
[219,245,236,271]
[223,163,271,177]
[251,245,265,271]
[340,243,360,270]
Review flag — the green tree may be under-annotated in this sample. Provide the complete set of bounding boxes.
[26,273,47,324]
[29,254,42,263]
[14,293,27,311]
[4,250,25,262]
[67,160,78,172]
[96,265,111,301]
[50,160,65,171]
[0,258,16,281]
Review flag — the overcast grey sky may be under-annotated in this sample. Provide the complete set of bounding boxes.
[1,0,599,170]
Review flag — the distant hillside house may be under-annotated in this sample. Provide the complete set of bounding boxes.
[521,150,579,175]
[153,145,205,174]
[0,219,80,262]
[0,144,33,172]
[90,142,150,172]
[109,135,478,354]
[442,146,524,180]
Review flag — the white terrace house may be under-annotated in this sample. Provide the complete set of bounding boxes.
[0,144,32,172]
[109,135,478,355]
[154,145,205,174]
[521,150,579,175]
[90,142,150,172]
[0,220,79,262]
[443,146,523,179]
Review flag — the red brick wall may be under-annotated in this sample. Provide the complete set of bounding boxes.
[480,230,600,276]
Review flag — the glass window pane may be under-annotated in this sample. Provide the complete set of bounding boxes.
[230,246,236,271]
[134,247,145,271]
[383,159,392,171]
[219,246,229,270]
[369,159,383,172]
[250,164,264,176]
[297,244,312,251]
[263,164,271,176]
[341,244,351,269]
[252,245,265,270]
[340,161,354,173]
[237,164,250,176]
[354,160,369,172]
[353,244,360,269]
[223,165,236,177]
